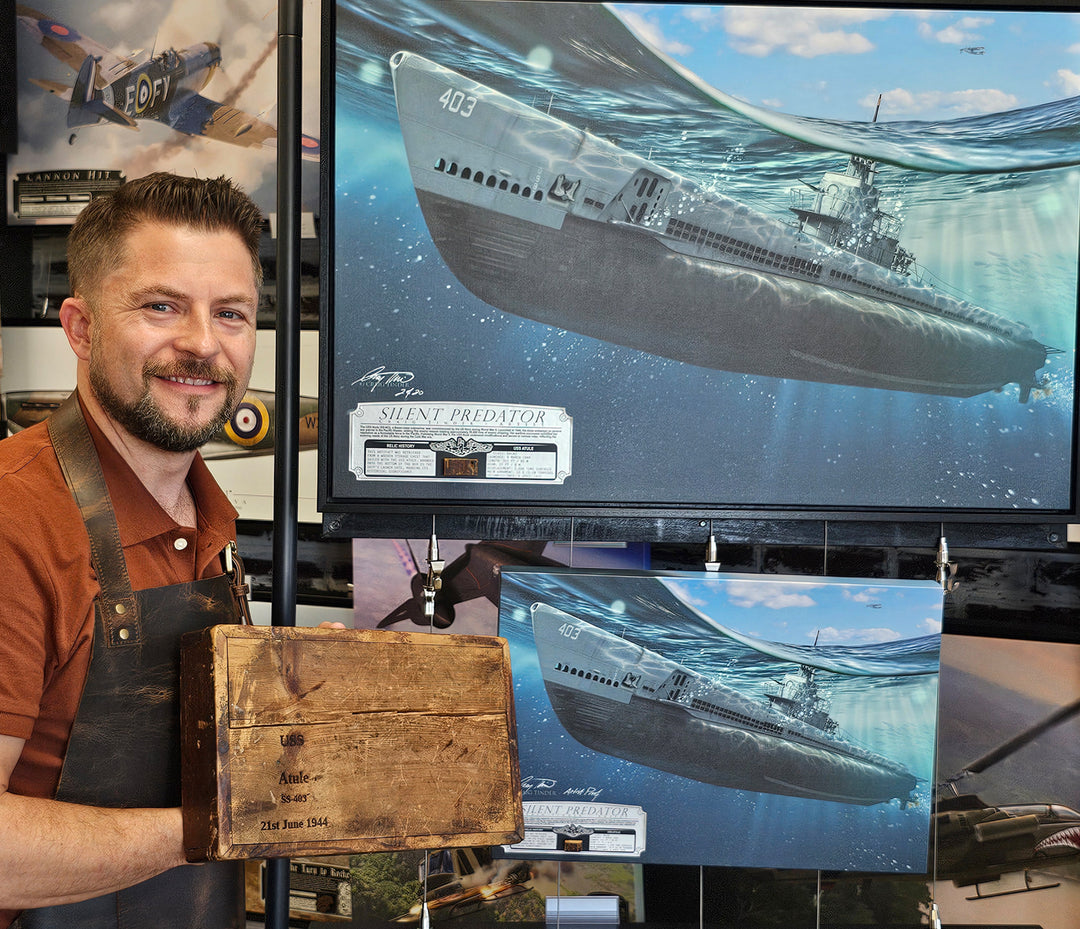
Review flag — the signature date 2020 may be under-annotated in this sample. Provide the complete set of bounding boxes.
[354,366,423,398]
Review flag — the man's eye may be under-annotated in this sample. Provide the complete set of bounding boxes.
[147,302,172,312]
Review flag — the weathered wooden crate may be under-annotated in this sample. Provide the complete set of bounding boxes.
[180,625,522,861]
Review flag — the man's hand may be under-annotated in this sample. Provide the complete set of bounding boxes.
[0,734,188,910]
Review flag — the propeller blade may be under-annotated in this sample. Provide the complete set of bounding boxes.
[964,696,1080,775]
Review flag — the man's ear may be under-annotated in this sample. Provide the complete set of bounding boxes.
[59,296,93,362]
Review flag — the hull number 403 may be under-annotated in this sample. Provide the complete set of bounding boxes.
[440,87,477,118]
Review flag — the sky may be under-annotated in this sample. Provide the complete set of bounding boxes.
[610,2,1080,121]
[662,574,944,645]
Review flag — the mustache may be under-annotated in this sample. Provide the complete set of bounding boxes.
[144,360,238,389]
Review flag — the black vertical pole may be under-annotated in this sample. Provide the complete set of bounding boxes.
[266,0,302,926]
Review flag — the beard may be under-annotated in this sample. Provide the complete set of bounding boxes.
[89,356,241,453]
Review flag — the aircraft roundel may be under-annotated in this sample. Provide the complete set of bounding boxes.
[135,74,154,113]
[301,135,320,154]
[225,395,270,447]
[38,20,81,42]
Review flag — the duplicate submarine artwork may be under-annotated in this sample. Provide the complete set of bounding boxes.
[497,569,942,872]
[530,603,917,808]
[389,51,1053,403]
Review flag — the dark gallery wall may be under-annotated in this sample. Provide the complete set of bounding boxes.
[0,0,15,153]
[1,14,29,370]
[0,0,31,323]
[1,1,1078,924]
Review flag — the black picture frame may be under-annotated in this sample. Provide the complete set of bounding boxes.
[319,1,1080,529]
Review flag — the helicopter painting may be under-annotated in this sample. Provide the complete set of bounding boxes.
[933,695,1080,898]
[14,3,319,157]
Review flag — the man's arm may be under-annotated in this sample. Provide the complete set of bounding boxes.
[0,734,189,909]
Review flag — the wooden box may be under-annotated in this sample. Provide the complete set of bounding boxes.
[180,625,522,861]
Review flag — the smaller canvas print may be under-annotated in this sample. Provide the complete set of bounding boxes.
[497,568,943,872]
[931,633,1080,915]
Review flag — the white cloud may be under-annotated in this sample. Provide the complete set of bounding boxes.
[681,5,724,30]
[721,7,889,59]
[866,86,1020,117]
[665,579,709,610]
[1053,68,1080,96]
[815,626,902,644]
[725,580,819,609]
[617,8,694,57]
[919,15,993,47]
[921,617,943,635]
[842,587,888,603]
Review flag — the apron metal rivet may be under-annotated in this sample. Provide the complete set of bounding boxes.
[119,628,130,640]
[114,603,127,615]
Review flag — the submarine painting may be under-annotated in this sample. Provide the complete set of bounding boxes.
[495,567,943,871]
[325,1,1080,515]
[390,52,1048,402]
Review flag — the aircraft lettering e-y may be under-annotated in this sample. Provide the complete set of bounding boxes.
[15,4,319,158]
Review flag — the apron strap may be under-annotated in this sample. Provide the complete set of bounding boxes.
[47,393,140,642]
[47,392,252,633]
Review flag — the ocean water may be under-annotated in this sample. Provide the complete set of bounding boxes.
[328,0,1078,512]
[497,568,942,872]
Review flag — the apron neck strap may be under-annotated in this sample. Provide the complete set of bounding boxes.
[47,392,140,627]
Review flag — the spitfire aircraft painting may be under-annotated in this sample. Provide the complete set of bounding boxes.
[9,0,321,222]
[15,4,318,156]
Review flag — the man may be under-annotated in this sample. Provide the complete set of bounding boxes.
[0,173,263,929]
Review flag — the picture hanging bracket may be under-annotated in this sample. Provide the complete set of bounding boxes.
[704,521,720,572]
[936,536,959,593]
[422,522,445,619]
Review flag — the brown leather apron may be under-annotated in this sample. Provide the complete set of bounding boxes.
[14,395,248,929]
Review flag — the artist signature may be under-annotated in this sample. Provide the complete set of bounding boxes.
[353,366,424,398]
[562,786,604,801]
[520,776,558,794]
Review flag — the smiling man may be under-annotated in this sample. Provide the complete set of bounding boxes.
[0,174,263,929]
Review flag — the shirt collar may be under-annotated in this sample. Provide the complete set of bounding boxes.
[78,392,239,549]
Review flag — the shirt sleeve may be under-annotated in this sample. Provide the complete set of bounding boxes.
[0,437,96,794]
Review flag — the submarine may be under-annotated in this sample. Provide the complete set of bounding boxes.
[389,51,1052,402]
[530,603,918,807]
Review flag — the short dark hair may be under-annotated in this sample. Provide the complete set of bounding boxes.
[67,173,265,299]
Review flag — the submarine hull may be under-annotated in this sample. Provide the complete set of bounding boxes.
[542,679,916,806]
[531,604,917,807]
[390,50,1048,401]
[416,188,1043,398]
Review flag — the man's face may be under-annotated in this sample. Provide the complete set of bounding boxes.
[85,221,258,453]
